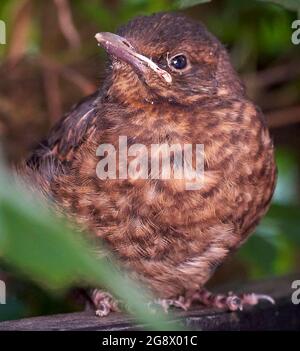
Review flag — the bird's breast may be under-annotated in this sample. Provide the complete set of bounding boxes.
[50,99,276,297]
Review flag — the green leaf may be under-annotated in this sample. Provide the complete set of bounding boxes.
[273,148,299,205]
[175,0,212,10]
[0,162,183,330]
[259,0,300,14]
[238,233,279,277]
[263,204,300,245]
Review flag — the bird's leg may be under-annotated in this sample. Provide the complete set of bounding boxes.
[89,289,120,317]
[88,287,275,317]
[189,288,275,311]
[150,289,275,313]
[149,296,191,313]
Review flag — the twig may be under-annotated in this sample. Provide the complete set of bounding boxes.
[53,0,81,49]
[7,0,32,66]
[243,60,300,90]
[38,55,96,95]
[41,60,63,122]
[267,105,300,128]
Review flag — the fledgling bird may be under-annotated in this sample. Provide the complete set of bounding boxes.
[25,13,277,316]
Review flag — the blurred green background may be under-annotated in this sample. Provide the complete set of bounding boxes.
[0,0,299,322]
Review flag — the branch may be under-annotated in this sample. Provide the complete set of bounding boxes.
[267,105,300,129]
[53,0,81,49]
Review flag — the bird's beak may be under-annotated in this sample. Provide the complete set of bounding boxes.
[95,32,172,84]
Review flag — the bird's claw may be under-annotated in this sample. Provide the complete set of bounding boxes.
[90,289,120,317]
[149,296,191,314]
[90,288,275,317]
[190,289,275,312]
[241,293,275,306]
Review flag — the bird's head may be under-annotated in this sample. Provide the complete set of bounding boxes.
[96,13,244,106]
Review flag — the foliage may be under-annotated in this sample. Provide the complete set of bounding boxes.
[176,0,300,14]
[238,149,300,277]
[0,0,299,323]
[259,0,300,17]
[176,0,211,9]
[0,160,182,330]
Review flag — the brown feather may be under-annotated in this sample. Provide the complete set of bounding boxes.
[23,13,276,299]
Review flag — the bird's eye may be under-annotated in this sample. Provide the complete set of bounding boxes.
[169,54,188,71]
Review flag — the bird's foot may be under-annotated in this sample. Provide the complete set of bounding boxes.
[90,289,120,317]
[189,288,275,311]
[149,296,191,313]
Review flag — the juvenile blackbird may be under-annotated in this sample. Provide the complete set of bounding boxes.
[25,13,277,315]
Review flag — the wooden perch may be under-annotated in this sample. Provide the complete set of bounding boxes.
[0,275,299,331]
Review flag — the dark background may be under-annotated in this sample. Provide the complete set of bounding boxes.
[0,0,299,321]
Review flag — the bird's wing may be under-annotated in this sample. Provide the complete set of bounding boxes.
[27,91,99,170]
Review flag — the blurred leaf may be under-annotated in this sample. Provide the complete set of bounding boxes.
[264,204,300,245]
[259,0,300,18]
[0,162,183,330]
[75,1,116,30]
[238,233,278,276]
[7,0,33,65]
[258,11,292,56]
[259,0,300,13]
[239,201,300,278]
[239,147,300,277]
[0,296,28,321]
[274,148,299,205]
[175,0,211,9]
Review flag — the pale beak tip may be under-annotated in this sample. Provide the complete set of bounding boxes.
[95,33,103,42]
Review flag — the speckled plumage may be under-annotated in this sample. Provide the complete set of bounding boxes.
[24,13,276,307]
